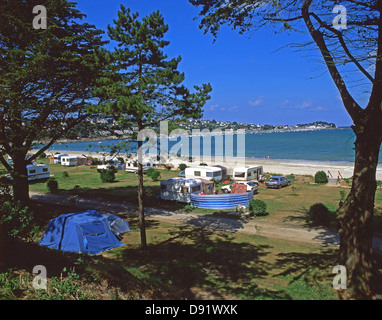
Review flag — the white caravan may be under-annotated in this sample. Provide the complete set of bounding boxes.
[125,159,154,173]
[184,166,222,182]
[232,166,263,182]
[160,178,202,203]
[53,154,68,164]
[61,156,78,166]
[27,164,50,181]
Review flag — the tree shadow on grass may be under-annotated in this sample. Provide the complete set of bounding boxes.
[272,248,340,300]
[116,222,292,300]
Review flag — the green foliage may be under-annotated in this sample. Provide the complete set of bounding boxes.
[305,203,337,229]
[0,176,13,203]
[99,168,117,183]
[0,0,108,203]
[183,205,194,213]
[47,178,58,193]
[38,152,46,159]
[0,268,91,300]
[146,168,161,181]
[62,171,70,178]
[248,199,267,216]
[314,171,328,184]
[0,201,34,239]
[178,163,188,171]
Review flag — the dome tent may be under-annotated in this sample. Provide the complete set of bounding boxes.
[39,210,125,255]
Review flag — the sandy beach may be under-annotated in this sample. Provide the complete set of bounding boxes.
[32,149,382,180]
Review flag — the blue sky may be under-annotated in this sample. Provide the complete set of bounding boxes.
[75,0,360,127]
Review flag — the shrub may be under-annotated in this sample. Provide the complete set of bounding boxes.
[150,170,161,181]
[0,201,34,239]
[178,163,187,171]
[248,199,267,216]
[62,171,70,178]
[305,203,336,229]
[183,205,194,213]
[38,152,46,159]
[314,170,328,184]
[47,178,58,193]
[145,168,161,181]
[99,168,117,183]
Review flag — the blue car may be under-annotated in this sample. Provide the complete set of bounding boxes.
[178,170,185,178]
[265,176,290,189]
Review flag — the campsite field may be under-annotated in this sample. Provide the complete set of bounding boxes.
[25,160,382,229]
[1,160,382,300]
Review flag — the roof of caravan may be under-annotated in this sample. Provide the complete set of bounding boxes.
[234,166,262,171]
[186,166,222,171]
[161,177,202,185]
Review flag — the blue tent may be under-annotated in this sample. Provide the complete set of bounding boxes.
[39,210,125,255]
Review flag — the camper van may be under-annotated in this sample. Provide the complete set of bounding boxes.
[27,164,50,181]
[232,166,263,182]
[61,156,78,166]
[160,178,202,203]
[125,160,154,173]
[184,166,223,182]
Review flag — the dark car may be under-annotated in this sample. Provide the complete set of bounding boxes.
[265,176,290,189]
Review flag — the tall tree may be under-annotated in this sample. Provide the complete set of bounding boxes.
[0,0,107,205]
[189,0,382,298]
[91,5,212,248]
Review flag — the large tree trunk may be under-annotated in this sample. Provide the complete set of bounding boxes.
[337,119,382,299]
[11,155,30,206]
[137,139,147,249]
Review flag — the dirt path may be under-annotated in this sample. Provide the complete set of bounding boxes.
[30,191,382,254]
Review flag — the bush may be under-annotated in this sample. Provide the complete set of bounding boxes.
[248,199,267,216]
[0,201,34,239]
[146,167,161,181]
[99,167,117,183]
[150,170,161,181]
[305,203,336,229]
[47,178,58,193]
[38,152,46,159]
[178,163,188,171]
[62,171,70,178]
[314,170,328,183]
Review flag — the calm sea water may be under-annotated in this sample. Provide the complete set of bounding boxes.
[33,128,382,164]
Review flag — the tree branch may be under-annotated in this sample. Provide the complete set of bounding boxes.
[301,0,364,123]
[310,12,375,83]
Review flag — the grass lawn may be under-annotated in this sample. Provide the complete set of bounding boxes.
[2,159,382,299]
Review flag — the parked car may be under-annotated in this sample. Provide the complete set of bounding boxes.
[265,176,290,189]
[221,181,258,193]
[178,170,185,178]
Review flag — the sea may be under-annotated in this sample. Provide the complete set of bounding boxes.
[32,128,382,165]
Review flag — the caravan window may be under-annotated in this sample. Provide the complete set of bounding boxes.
[247,171,252,177]
[43,168,48,172]
[29,169,36,174]
[235,172,245,178]
[213,171,220,177]
[191,185,201,193]
[206,172,212,177]
[160,184,166,190]
[194,171,201,176]
[182,187,189,194]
